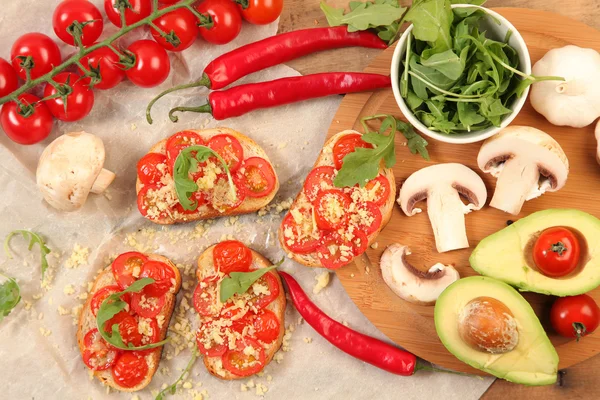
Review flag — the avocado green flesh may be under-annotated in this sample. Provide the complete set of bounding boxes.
[469,209,600,296]
[435,276,558,385]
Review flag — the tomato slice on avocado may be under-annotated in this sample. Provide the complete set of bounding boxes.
[303,166,336,202]
[213,240,252,274]
[332,133,372,170]
[533,227,581,277]
[112,252,148,289]
[83,328,120,371]
[237,157,276,198]
[222,337,266,377]
[112,352,149,388]
[207,134,244,172]
[137,152,167,186]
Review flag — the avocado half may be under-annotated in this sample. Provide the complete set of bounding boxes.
[470,209,600,296]
[435,276,558,385]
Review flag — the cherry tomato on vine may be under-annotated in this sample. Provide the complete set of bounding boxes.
[104,0,153,27]
[10,33,62,80]
[0,58,18,98]
[125,40,171,88]
[550,294,600,340]
[80,45,126,90]
[236,0,283,25]
[196,0,243,45]
[159,0,181,3]
[0,94,53,145]
[53,0,104,46]
[533,227,581,278]
[151,7,199,52]
[43,72,95,122]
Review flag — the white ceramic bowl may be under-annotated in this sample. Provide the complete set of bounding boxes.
[390,5,532,144]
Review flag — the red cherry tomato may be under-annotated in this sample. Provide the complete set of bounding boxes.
[80,45,126,90]
[111,252,148,289]
[237,157,276,198]
[222,337,266,377]
[131,292,166,318]
[139,261,176,297]
[174,191,210,215]
[0,58,18,98]
[43,72,95,121]
[214,240,252,274]
[207,134,244,172]
[196,321,229,357]
[165,130,205,173]
[90,285,121,317]
[104,0,152,27]
[137,153,168,186]
[351,202,382,236]
[281,208,321,254]
[351,229,369,256]
[550,294,600,340]
[83,329,120,371]
[251,309,281,343]
[363,175,391,206]
[238,0,283,25]
[196,0,242,45]
[151,7,199,52]
[53,0,103,46]
[160,0,181,3]
[104,311,144,347]
[137,184,172,221]
[303,166,336,202]
[0,94,53,145]
[11,33,62,80]
[332,133,372,170]
[209,174,246,212]
[136,316,161,353]
[317,231,367,269]
[248,272,279,310]
[314,190,351,230]
[112,352,149,388]
[533,227,581,277]
[193,277,220,317]
[125,40,171,88]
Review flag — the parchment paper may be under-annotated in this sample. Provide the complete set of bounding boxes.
[0,1,494,399]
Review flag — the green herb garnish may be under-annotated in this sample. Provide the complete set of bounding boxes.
[155,350,199,400]
[0,274,21,322]
[219,260,283,303]
[4,230,51,280]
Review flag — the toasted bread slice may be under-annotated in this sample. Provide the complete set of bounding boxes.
[195,244,286,380]
[279,130,396,268]
[136,127,279,225]
[77,254,182,392]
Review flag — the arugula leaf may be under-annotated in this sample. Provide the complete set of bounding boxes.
[4,230,51,281]
[451,0,486,4]
[421,49,466,80]
[220,260,283,303]
[0,274,21,322]
[395,119,430,160]
[404,0,453,51]
[96,278,169,350]
[155,350,199,400]
[320,1,406,35]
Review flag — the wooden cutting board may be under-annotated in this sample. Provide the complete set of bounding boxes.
[329,8,600,375]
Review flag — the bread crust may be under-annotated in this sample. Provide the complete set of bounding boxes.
[136,127,279,225]
[278,130,396,267]
[195,244,286,380]
[76,254,182,392]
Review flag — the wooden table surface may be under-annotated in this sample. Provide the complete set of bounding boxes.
[278,1,600,399]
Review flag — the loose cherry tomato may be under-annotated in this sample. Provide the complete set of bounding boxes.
[351,202,382,236]
[53,0,103,46]
[0,58,18,98]
[222,337,266,377]
[303,166,336,202]
[125,40,171,88]
[550,294,600,340]
[317,231,367,269]
[237,0,283,25]
[111,252,148,289]
[90,285,121,317]
[193,277,220,317]
[281,208,321,254]
[363,175,391,206]
[83,329,120,371]
[207,134,244,172]
[196,0,243,45]
[151,7,199,52]
[137,153,168,186]
[139,261,176,297]
[196,321,229,357]
[214,240,252,274]
[112,352,149,388]
[533,227,581,278]
[248,272,279,310]
[314,190,351,231]
[11,33,62,80]
[251,309,280,343]
[104,0,152,27]
[104,311,144,348]
[0,94,53,145]
[166,131,205,174]
[131,292,166,318]
[80,45,126,90]
[43,72,95,121]
[332,133,372,170]
[237,157,276,198]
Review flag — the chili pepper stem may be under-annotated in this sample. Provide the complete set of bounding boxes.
[146,74,211,124]
[169,103,212,123]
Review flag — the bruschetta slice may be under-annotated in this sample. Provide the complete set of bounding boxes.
[279,130,396,269]
[192,241,285,379]
[77,252,182,392]
[136,128,279,225]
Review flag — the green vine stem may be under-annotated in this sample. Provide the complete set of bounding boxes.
[0,0,198,107]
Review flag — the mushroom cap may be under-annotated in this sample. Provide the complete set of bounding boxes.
[380,243,460,305]
[477,126,569,191]
[398,163,487,215]
[36,131,106,212]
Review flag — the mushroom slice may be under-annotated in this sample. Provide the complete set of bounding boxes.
[477,126,568,215]
[380,243,460,305]
[397,163,487,253]
[37,131,115,212]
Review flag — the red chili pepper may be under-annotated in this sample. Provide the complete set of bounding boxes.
[278,271,418,376]
[169,72,391,121]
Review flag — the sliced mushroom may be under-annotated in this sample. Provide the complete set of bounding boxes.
[37,131,115,212]
[380,243,460,305]
[477,126,568,215]
[397,163,487,253]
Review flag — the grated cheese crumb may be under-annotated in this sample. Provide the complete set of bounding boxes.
[65,244,89,268]
[313,271,330,294]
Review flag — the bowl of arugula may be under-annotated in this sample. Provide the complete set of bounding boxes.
[391,4,532,144]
